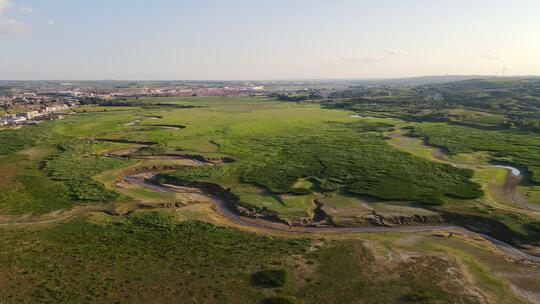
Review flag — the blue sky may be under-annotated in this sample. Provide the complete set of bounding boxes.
[1,0,539,80]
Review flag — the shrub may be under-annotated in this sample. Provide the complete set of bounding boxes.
[263,296,300,304]
[128,212,175,230]
[526,221,540,233]
[291,188,311,195]
[405,289,438,303]
[252,269,288,288]
[157,166,223,184]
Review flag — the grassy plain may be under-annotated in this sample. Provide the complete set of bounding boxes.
[0,97,536,234]
[0,213,531,304]
[0,95,539,303]
[412,122,540,184]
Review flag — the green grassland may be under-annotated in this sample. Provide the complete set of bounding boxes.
[0,214,520,304]
[227,121,481,204]
[0,151,73,214]
[0,111,136,214]
[0,93,539,303]
[412,122,540,183]
[150,102,482,207]
[325,78,540,129]
[43,141,133,202]
[1,97,536,235]
[0,123,53,155]
[385,123,540,240]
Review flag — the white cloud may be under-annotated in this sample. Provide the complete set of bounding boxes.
[482,53,500,60]
[0,18,29,33]
[18,5,32,14]
[387,49,406,56]
[47,19,55,27]
[0,0,11,12]
[350,55,387,63]
[327,49,406,64]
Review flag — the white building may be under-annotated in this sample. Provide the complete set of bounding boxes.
[22,111,41,119]
[9,117,27,124]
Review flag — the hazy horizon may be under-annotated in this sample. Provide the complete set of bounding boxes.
[3,75,540,83]
[1,0,539,80]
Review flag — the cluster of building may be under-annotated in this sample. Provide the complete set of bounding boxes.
[53,85,267,99]
[0,83,274,109]
[138,86,266,97]
[0,103,74,127]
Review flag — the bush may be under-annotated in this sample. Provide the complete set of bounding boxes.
[252,269,288,288]
[291,188,311,195]
[263,296,300,304]
[128,212,175,230]
[526,221,540,233]
[157,166,223,184]
[405,289,438,303]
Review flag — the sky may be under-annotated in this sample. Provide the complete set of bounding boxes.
[0,0,539,80]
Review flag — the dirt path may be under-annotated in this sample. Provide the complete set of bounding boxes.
[0,204,114,227]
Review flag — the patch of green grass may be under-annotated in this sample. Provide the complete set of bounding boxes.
[51,111,136,138]
[296,239,477,304]
[0,219,489,303]
[234,121,481,204]
[417,237,529,304]
[125,187,177,202]
[412,122,540,183]
[159,165,224,182]
[277,194,318,219]
[263,296,301,304]
[237,192,283,211]
[0,123,52,156]
[0,219,309,303]
[0,151,73,214]
[127,211,175,230]
[43,141,133,202]
[404,289,440,303]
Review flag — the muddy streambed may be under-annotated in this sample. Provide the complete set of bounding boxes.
[388,129,538,212]
[100,137,540,261]
[494,165,521,176]
[121,170,540,263]
[489,164,540,212]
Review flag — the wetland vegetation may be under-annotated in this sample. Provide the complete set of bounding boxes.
[1,80,540,303]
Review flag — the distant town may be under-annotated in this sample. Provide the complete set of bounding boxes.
[0,80,337,128]
[0,82,270,127]
[0,76,499,129]
[0,93,76,127]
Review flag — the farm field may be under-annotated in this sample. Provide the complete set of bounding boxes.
[1,95,539,303]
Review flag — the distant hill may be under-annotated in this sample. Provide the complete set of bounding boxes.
[348,75,498,86]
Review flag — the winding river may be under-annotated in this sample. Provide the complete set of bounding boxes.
[1,138,536,263]
[386,129,540,213]
[123,170,540,263]
[494,165,521,176]
[101,134,539,262]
